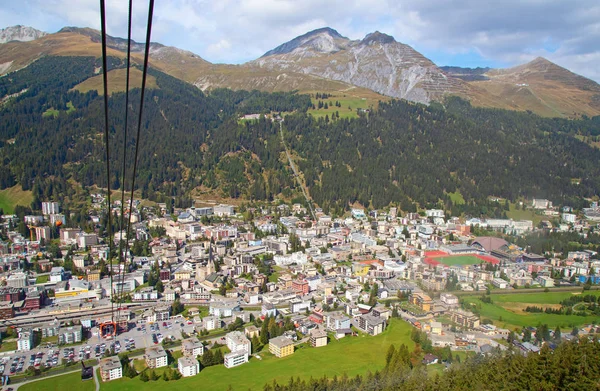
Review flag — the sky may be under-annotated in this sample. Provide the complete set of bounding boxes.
[1,0,600,82]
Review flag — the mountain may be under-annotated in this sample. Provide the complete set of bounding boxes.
[452,57,600,118]
[1,25,599,118]
[0,25,46,44]
[440,66,491,81]
[251,28,467,104]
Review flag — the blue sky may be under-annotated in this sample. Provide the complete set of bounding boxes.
[1,0,599,82]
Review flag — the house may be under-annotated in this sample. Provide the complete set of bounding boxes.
[100,356,122,381]
[226,331,251,354]
[178,357,200,377]
[492,278,508,289]
[224,350,249,368]
[422,353,439,365]
[145,346,168,368]
[309,329,328,347]
[203,316,220,331]
[245,325,260,339]
[269,336,294,358]
[430,321,443,335]
[356,314,386,336]
[181,338,204,358]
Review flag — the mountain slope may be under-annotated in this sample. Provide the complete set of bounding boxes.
[463,58,600,118]
[251,28,468,104]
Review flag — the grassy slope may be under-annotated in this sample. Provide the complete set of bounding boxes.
[19,371,95,391]
[97,319,413,391]
[0,185,33,214]
[307,89,386,120]
[506,203,543,226]
[464,291,600,329]
[73,67,158,95]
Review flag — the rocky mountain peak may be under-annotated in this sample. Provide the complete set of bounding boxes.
[261,27,348,57]
[0,25,47,44]
[361,31,396,45]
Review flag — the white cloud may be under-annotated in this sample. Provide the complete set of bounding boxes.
[1,0,599,82]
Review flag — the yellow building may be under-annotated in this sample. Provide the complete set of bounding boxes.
[409,292,433,312]
[269,336,294,358]
[87,271,100,282]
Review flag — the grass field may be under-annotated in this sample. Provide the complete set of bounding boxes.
[447,191,465,205]
[307,89,386,120]
[464,291,600,329]
[0,340,17,353]
[73,67,158,96]
[36,275,50,284]
[506,203,543,226]
[0,185,33,214]
[434,255,484,266]
[19,370,95,391]
[89,319,414,391]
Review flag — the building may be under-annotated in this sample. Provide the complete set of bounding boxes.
[357,314,386,336]
[78,233,99,248]
[292,279,309,295]
[325,313,351,331]
[17,328,33,351]
[449,309,480,329]
[58,325,83,345]
[226,331,251,354]
[6,273,28,288]
[0,287,24,303]
[49,266,66,282]
[181,338,204,358]
[409,293,433,312]
[224,350,249,368]
[100,356,123,381]
[42,202,60,215]
[145,345,168,368]
[309,329,328,347]
[177,356,200,377]
[269,336,294,358]
[440,293,459,307]
[0,303,14,319]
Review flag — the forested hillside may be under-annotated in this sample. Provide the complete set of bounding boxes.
[1,55,599,216]
[0,56,308,210]
[283,97,600,215]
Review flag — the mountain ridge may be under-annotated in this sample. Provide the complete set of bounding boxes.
[1,24,599,118]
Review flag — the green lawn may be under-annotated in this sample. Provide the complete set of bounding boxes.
[447,191,465,205]
[94,319,414,391]
[0,340,17,352]
[268,266,284,283]
[0,185,33,214]
[434,255,483,266]
[36,275,50,284]
[19,370,95,391]
[42,108,60,118]
[464,291,600,329]
[506,203,543,226]
[308,93,380,120]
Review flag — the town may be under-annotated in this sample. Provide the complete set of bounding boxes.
[0,196,599,388]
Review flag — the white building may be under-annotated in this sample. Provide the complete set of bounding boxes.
[17,328,33,351]
[42,202,60,215]
[49,266,65,282]
[562,213,577,223]
[100,356,122,381]
[213,204,235,217]
[225,331,251,354]
[273,252,308,266]
[178,357,200,377]
[224,350,248,368]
